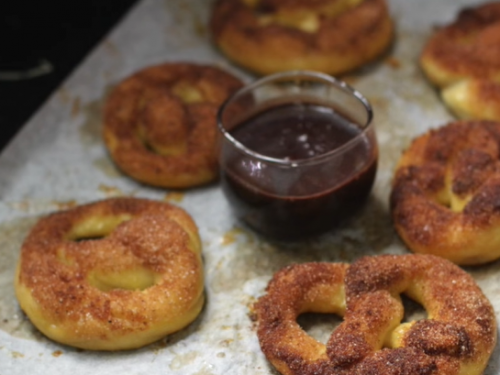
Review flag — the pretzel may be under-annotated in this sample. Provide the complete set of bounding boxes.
[391,120,500,265]
[210,0,393,75]
[420,2,500,121]
[442,79,500,121]
[14,197,204,350]
[255,255,496,375]
[103,63,244,188]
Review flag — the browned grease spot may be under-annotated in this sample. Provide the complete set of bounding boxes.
[57,88,72,105]
[220,226,248,246]
[169,351,200,370]
[219,339,233,347]
[192,367,216,375]
[385,56,401,69]
[79,100,102,147]
[162,0,209,47]
[78,97,107,148]
[98,184,125,197]
[93,157,123,178]
[0,216,45,341]
[164,191,185,203]
[71,97,81,118]
[11,351,24,358]
[8,201,31,212]
[51,200,78,210]
[150,338,169,354]
[193,17,207,38]
[103,39,120,57]
[52,350,63,357]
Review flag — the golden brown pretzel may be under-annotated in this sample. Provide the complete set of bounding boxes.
[391,120,500,265]
[442,79,500,121]
[15,197,204,350]
[103,63,244,188]
[420,2,500,120]
[210,0,393,75]
[255,255,496,375]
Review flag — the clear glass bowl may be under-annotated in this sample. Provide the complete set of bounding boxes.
[217,71,378,240]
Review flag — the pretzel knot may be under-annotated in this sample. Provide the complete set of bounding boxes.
[391,120,500,265]
[210,0,393,75]
[15,198,204,350]
[420,2,500,121]
[255,255,496,375]
[103,63,244,188]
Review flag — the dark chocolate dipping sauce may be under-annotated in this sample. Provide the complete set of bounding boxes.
[220,102,378,240]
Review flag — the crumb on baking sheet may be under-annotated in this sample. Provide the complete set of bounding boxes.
[8,201,30,212]
[11,351,24,358]
[164,191,185,202]
[385,56,401,69]
[71,97,81,118]
[221,226,251,246]
[51,200,78,210]
[98,184,125,197]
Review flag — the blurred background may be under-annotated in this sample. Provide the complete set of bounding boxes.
[0,0,138,151]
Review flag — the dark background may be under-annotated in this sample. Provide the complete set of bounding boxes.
[0,0,138,151]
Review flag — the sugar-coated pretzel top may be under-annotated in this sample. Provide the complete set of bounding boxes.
[391,120,500,265]
[210,0,393,75]
[420,2,500,121]
[15,197,205,350]
[255,254,496,375]
[420,2,500,87]
[103,63,244,188]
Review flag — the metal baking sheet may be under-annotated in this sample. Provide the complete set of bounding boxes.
[1,0,499,374]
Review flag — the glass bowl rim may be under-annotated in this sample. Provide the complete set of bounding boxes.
[217,70,375,167]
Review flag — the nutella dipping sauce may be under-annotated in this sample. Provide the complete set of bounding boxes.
[218,72,377,240]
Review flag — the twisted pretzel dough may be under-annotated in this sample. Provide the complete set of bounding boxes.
[255,255,496,375]
[210,0,393,75]
[391,120,500,265]
[15,197,204,350]
[103,63,244,188]
[420,2,500,121]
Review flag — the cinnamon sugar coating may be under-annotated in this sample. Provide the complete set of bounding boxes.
[420,2,500,120]
[391,120,500,265]
[103,63,244,188]
[210,0,393,75]
[14,197,204,350]
[255,255,496,375]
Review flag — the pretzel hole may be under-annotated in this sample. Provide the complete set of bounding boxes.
[401,294,427,323]
[66,214,132,242]
[134,91,191,158]
[297,312,343,344]
[88,267,158,292]
[295,283,346,344]
[138,133,185,158]
[384,294,428,349]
